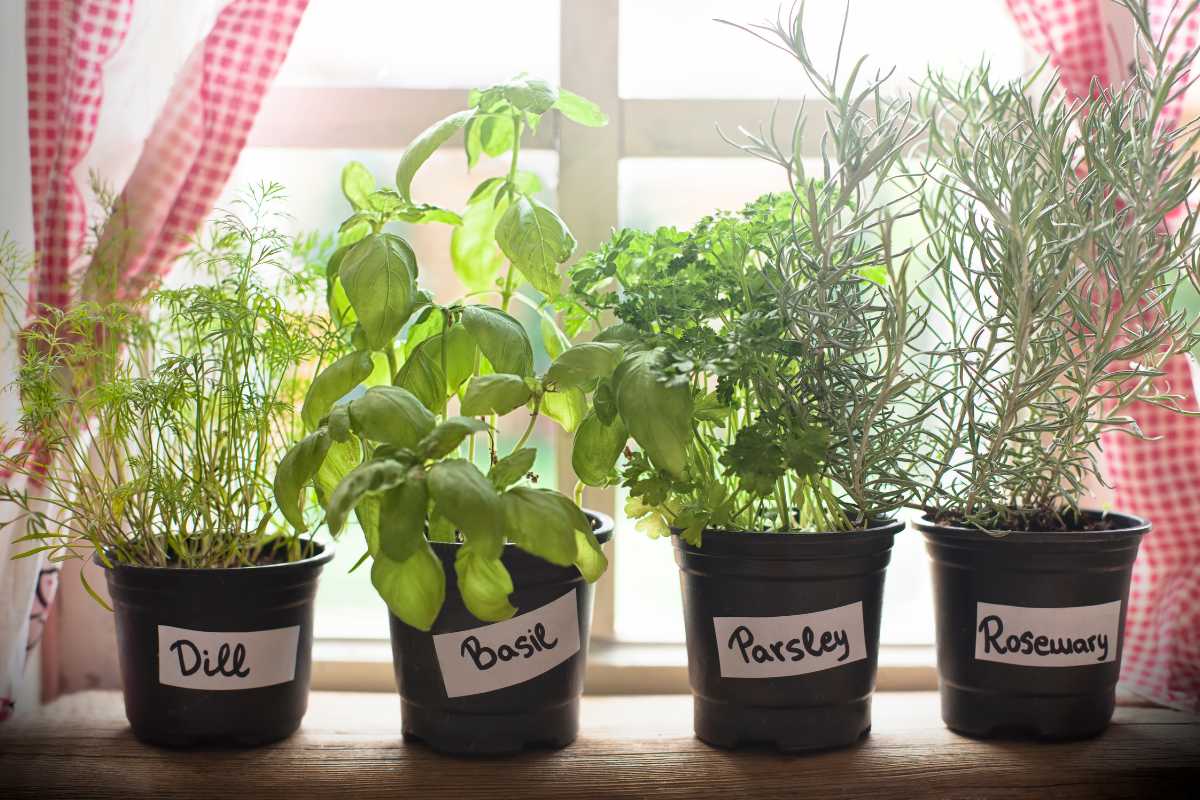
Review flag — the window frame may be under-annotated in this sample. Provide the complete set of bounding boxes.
[252,0,944,692]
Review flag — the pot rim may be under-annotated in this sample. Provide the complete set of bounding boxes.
[672,516,904,544]
[96,535,335,575]
[913,508,1149,543]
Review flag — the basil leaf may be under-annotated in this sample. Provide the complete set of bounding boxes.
[402,306,444,357]
[489,447,536,489]
[572,411,627,486]
[355,495,381,555]
[441,324,478,392]
[541,386,586,433]
[573,525,609,582]
[501,78,557,114]
[426,459,503,545]
[427,506,456,543]
[541,315,567,360]
[451,184,508,292]
[301,351,374,431]
[461,305,533,376]
[367,188,402,214]
[594,323,641,345]
[379,470,429,562]
[339,213,373,235]
[326,459,410,536]
[460,373,532,416]
[454,543,516,622]
[495,196,575,298]
[329,278,357,328]
[613,351,693,479]
[479,114,516,157]
[341,161,376,210]
[545,342,622,389]
[339,233,418,350]
[274,428,331,532]
[371,543,445,631]
[394,203,462,225]
[325,244,351,297]
[327,404,352,442]
[315,436,361,508]
[339,219,371,248]
[394,335,448,414]
[501,486,585,567]
[553,88,608,127]
[396,109,474,204]
[593,379,617,425]
[468,177,504,203]
[464,115,484,169]
[419,416,489,460]
[348,386,436,450]
[512,170,543,195]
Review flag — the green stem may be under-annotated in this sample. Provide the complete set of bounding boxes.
[512,396,541,453]
[500,264,517,313]
[385,346,398,380]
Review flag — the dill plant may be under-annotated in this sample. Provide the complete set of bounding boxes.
[915,0,1200,530]
[563,3,935,537]
[1,185,340,593]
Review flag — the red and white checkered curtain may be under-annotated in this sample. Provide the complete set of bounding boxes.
[1,0,307,719]
[1007,0,1200,711]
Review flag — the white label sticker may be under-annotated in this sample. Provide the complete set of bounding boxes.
[157,625,300,690]
[974,601,1121,667]
[433,590,580,698]
[712,601,867,679]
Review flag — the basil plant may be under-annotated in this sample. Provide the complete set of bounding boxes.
[274,79,612,630]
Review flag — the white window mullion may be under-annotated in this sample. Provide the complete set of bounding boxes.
[558,0,621,641]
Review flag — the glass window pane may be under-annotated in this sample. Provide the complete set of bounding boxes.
[619,157,792,229]
[278,0,559,88]
[614,488,685,643]
[620,0,1023,99]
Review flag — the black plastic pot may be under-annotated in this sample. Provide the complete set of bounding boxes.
[390,510,614,755]
[101,539,333,747]
[673,519,901,752]
[917,511,1148,740]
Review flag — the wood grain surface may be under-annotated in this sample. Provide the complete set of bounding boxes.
[1,691,1196,799]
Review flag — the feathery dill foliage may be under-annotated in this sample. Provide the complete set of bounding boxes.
[563,2,935,534]
[916,0,1200,531]
[1,184,341,584]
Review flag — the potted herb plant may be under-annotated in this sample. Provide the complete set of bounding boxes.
[913,1,1200,739]
[0,187,337,747]
[560,8,932,752]
[275,78,615,755]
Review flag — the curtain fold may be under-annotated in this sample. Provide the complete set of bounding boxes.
[1,0,134,722]
[1,0,309,717]
[1007,0,1200,711]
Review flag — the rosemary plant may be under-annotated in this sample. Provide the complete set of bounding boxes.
[1,185,339,597]
[916,0,1200,530]
[562,2,935,537]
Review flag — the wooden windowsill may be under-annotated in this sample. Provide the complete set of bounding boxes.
[1,690,1196,798]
